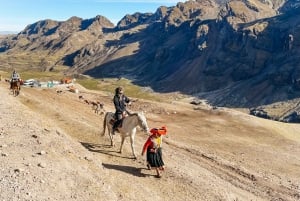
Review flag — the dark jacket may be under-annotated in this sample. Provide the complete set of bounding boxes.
[113,94,130,114]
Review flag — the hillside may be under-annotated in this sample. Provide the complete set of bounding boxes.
[0,0,300,108]
[1,80,300,200]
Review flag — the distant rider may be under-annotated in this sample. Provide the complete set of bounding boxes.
[10,69,21,89]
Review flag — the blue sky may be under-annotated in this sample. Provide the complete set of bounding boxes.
[0,0,185,32]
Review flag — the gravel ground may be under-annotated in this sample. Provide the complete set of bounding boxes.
[0,81,300,201]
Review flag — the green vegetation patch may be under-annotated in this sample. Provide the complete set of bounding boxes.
[77,77,163,101]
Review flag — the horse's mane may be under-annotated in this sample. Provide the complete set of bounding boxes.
[128,112,144,117]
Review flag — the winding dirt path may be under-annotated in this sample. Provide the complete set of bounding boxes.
[0,81,300,201]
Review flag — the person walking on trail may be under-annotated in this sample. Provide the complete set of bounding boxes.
[112,86,131,135]
[141,126,167,178]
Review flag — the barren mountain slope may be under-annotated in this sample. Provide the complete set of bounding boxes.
[1,1,300,108]
[0,80,300,201]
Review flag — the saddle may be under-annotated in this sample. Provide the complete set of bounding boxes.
[110,112,128,128]
[108,119,121,133]
[109,118,123,128]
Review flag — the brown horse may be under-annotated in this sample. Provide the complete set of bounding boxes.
[11,80,21,96]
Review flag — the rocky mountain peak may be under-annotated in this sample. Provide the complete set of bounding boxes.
[81,15,114,34]
[1,0,300,112]
[157,0,221,27]
[153,6,170,20]
[116,12,153,29]
[219,0,277,28]
[20,19,60,36]
[92,15,114,27]
[57,16,83,33]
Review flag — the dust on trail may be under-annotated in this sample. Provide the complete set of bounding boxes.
[1,81,300,201]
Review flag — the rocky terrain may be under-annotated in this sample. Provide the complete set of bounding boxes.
[0,0,300,109]
[1,79,300,200]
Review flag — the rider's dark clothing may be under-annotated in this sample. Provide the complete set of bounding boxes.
[112,93,130,134]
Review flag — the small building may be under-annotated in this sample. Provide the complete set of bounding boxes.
[61,78,73,84]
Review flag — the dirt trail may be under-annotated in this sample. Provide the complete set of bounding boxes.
[0,81,300,201]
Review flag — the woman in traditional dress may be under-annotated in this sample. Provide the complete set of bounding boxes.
[141,126,167,178]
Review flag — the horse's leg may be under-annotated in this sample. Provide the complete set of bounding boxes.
[108,129,114,147]
[110,134,114,147]
[129,133,137,159]
[10,86,13,95]
[107,124,115,146]
[17,83,20,95]
[119,136,125,154]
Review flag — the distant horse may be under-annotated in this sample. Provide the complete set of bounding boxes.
[101,111,149,159]
[10,80,21,96]
[92,102,105,115]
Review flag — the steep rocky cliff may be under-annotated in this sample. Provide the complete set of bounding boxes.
[1,0,300,110]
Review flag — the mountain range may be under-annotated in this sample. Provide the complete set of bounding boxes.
[1,0,300,121]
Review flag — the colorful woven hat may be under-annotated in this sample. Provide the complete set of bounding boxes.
[150,126,167,135]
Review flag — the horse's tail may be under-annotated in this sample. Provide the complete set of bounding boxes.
[101,112,108,136]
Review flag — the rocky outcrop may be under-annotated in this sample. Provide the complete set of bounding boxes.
[249,108,271,120]
[281,111,300,123]
[0,15,114,55]
[116,12,152,30]
[0,0,300,113]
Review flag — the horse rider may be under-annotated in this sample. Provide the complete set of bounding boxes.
[10,69,21,89]
[112,86,131,135]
